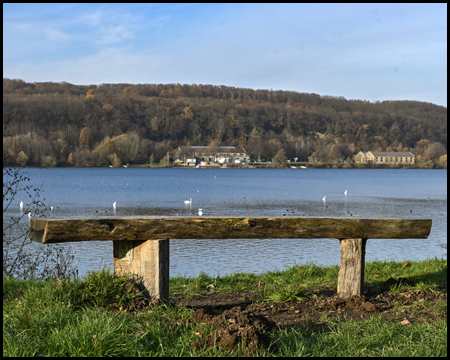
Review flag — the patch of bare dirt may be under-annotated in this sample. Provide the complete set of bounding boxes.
[172,283,446,353]
[119,279,446,355]
[189,306,277,354]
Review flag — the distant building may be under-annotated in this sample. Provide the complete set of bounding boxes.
[179,146,250,165]
[353,151,415,165]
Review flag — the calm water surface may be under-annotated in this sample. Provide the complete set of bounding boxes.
[5,168,447,278]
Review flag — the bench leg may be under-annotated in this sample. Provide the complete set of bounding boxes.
[113,239,169,302]
[337,238,367,299]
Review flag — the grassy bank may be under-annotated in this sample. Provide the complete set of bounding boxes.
[3,258,447,357]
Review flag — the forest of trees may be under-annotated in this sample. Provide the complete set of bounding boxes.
[3,78,447,168]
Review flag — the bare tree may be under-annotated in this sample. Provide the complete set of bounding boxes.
[3,167,78,279]
[3,117,78,280]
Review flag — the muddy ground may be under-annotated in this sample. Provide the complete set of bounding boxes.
[122,278,446,354]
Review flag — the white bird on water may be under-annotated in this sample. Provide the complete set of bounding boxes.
[198,208,203,216]
[20,201,23,211]
[322,196,326,202]
[113,202,117,210]
[28,212,31,219]
[344,190,348,196]
[184,198,192,205]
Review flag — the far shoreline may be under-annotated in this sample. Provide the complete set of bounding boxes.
[4,165,447,170]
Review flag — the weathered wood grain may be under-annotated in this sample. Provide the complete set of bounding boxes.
[337,238,367,299]
[30,216,432,244]
[113,240,169,301]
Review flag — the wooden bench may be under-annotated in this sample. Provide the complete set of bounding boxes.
[30,216,432,301]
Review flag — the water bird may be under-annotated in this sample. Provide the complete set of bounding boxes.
[184,198,192,204]
[113,202,117,210]
[20,201,23,211]
[322,196,326,202]
[198,209,203,216]
[344,190,347,196]
[50,206,53,211]
[28,212,31,219]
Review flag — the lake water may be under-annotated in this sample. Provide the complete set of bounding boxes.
[4,168,447,278]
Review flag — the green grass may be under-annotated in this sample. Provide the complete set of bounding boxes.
[275,315,447,357]
[3,258,447,357]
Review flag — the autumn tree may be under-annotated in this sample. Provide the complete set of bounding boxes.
[79,127,91,150]
[108,153,122,167]
[414,139,431,155]
[85,89,95,100]
[8,138,20,156]
[123,86,138,98]
[102,103,113,112]
[67,153,74,166]
[180,106,194,120]
[272,148,288,168]
[175,83,183,98]
[437,154,447,168]
[16,151,28,166]
[423,142,446,161]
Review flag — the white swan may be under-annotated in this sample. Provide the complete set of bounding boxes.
[20,201,23,211]
[184,198,192,204]
[344,190,347,196]
[198,208,203,216]
[113,201,117,210]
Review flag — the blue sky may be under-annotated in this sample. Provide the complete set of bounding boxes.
[3,3,447,106]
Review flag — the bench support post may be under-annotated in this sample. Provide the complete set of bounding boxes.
[337,238,367,299]
[113,239,170,302]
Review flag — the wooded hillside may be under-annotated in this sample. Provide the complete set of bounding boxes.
[3,78,447,168]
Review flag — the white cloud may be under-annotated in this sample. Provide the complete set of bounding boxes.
[80,9,104,27]
[99,25,135,46]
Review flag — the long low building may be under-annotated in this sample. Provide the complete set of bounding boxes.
[178,146,250,165]
[353,151,415,165]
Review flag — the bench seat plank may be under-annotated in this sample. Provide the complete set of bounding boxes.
[30,216,432,244]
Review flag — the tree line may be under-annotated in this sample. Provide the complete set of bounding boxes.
[3,78,447,168]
